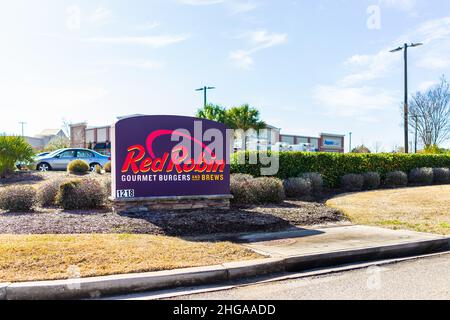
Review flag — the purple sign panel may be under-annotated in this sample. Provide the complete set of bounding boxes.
[111,115,230,199]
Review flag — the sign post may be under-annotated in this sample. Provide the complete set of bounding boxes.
[110,115,232,213]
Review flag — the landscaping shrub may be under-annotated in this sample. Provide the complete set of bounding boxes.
[0,135,34,178]
[230,175,284,205]
[38,178,66,207]
[231,173,254,182]
[0,185,36,212]
[340,174,364,191]
[432,168,450,184]
[56,178,105,210]
[408,167,434,185]
[230,175,257,205]
[252,177,285,204]
[384,171,408,188]
[363,172,381,190]
[301,172,323,195]
[104,162,112,173]
[67,160,90,175]
[103,176,112,196]
[95,164,102,174]
[231,151,450,188]
[283,177,312,198]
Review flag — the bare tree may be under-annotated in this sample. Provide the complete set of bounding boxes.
[372,141,383,153]
[62,118,71,138]
[409,76,450,147]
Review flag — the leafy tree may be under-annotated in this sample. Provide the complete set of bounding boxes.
[0,135,35,178]
[418,144,446,154]
[196,104,227,123]
[224,104,266,131]
[409,76,450,147]
[225,104,266,150]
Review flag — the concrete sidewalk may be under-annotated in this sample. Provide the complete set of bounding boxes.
[2,225,449,299]
[239,225,444,257]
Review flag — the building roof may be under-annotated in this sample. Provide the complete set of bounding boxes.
[35,129,64,137]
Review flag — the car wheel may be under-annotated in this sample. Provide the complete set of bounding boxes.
[37,163,51,172]
[90,163,100,172]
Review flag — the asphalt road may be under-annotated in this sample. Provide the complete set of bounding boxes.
[168,253,450,300]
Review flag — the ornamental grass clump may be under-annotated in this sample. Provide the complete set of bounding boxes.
[252,177,285,204]
[38,178,66,207]
[104,162,112,173]
[230,174,257,205]
[0,185,36,212]
[340,174,364,192]
[408,167,434,186]
[283,177,312,198]
[432,168,450,184]
[384,171,408,188]
[363,172,381,190]
[67,160,90,175]
[56,178,105,210]
[230,174,285,206]
[301,172,323,195]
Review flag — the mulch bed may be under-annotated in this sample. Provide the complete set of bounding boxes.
[0,201,346,236]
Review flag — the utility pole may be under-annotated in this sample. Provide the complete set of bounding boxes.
[349,132,352,153]
[414,115,418,153]
[19,122,26,137]
[390,42,423,154]
[195,86,216,107]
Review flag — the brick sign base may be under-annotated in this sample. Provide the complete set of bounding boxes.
[110,195,232,214]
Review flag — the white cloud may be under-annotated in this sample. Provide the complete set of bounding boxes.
[136,21,161,30]
[247,30,287,50]
[86,35,189,47]
[313,85,398,119]
[90,6,112,24]
[341,50,400,86]
[230,30,287,69]
[229,50,253,69]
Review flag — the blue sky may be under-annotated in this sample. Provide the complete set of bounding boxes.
[1,0,450,151]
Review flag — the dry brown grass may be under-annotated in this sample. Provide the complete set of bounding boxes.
[326,185,450,235]
[0,234,261,282]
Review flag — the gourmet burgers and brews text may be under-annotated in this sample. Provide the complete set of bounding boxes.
[112,116,230,198]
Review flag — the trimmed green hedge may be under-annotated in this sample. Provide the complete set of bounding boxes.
[231,152,450,188]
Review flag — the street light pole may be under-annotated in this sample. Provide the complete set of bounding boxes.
[196,86,216,107]
[349,132,352,153]
[414,115,418,153]
[390,43,422,154]
[19,122,26,137]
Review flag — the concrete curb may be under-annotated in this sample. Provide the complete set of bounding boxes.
[2,238,450,300]
[0,283,9,300]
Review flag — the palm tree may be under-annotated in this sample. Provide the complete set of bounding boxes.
[225,104,266,150]
[196,104,227,123]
